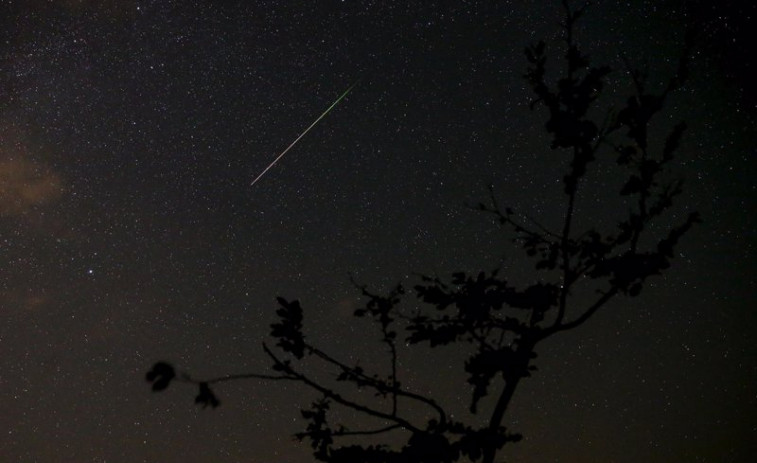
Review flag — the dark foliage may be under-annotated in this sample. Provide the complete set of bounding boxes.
[145,362,175,392]
[271,297,307,359]
[195,382,220,408]
[146,2,697,462]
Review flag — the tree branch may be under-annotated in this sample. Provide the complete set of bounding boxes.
[540,286,620,339]
[332,424,402,437]
[262,343,423,433]
[308,346,448,424]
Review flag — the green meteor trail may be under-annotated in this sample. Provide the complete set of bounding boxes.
[250,80,360,187]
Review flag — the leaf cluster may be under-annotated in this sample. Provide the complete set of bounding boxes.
[145,361,220,408]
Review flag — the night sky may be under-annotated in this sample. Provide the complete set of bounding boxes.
[1,1,755,462]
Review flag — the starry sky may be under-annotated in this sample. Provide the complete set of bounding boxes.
[1,1,755,462]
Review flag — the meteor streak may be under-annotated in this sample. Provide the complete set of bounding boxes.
[250,80,360,187]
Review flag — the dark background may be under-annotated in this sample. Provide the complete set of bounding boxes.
[1,1,755,461]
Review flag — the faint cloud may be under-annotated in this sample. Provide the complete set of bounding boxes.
[1,290,49,314]
[22,294,48,312]
[0,156,64,217]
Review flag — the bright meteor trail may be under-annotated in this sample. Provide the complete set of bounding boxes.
[250,80,360,187]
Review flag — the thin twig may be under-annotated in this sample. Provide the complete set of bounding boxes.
[262,343,423,433]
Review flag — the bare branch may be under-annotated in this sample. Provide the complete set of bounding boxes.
[540,286,620,339]
[332,424,402,437]
[262,343,423,434]
[308,346,448,424]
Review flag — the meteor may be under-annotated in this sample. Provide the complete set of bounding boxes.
[250,80,360,187]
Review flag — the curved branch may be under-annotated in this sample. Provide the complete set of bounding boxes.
[195,373,298,384]
[332,424,402,437]
[262,343,423,433]
[309,346,447,425]
[540,286,619,340]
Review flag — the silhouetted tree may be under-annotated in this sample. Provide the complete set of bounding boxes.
[147,3,697,462]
